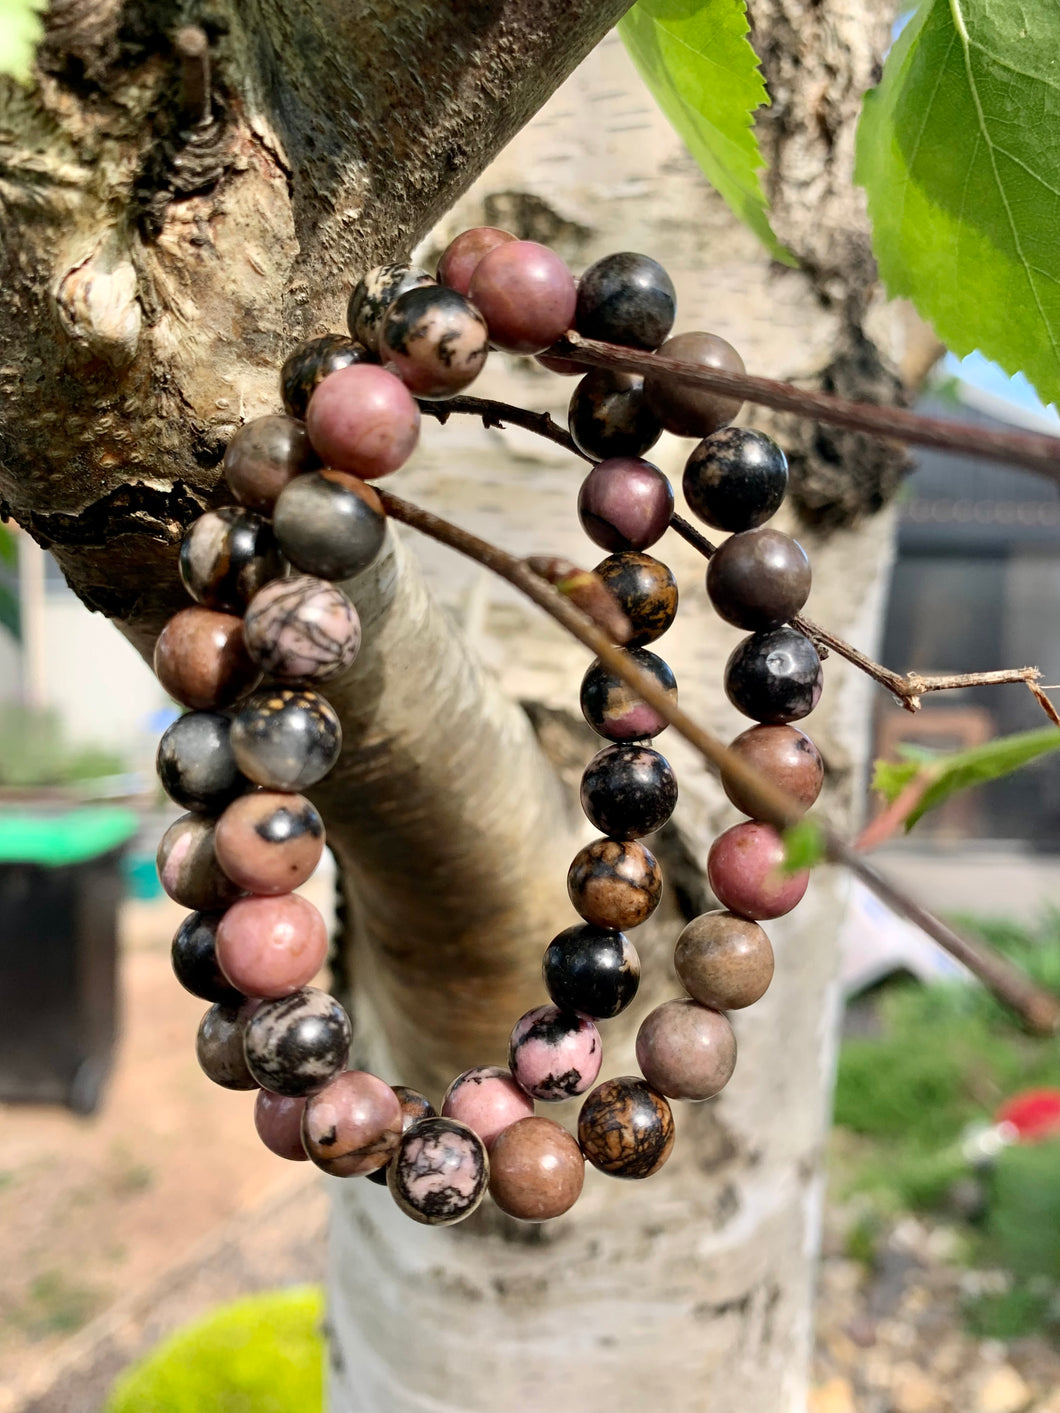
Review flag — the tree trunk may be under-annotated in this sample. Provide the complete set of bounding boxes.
[0,3,923,1411]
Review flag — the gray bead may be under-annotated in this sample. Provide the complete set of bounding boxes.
[273,470,387,581]
[156,710,248,813]
[229,687,342,790]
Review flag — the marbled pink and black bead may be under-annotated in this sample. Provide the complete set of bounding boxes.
[347,263,434,353]
[366,1087,436,1186]
[441,1065,534,1150]
[380,285,489,399]
[301,1070,403,1177]
[179,507,284,614]
[157,813,245,912]
[577,457,674,554]
[577,1075,675,1179]
[508,1004,602,1102]
[580,649,677,743]
[567,837,663,931]
[243,577,361,684]
[243,986,351,1096]
[387,1117,489,1226]
[214,790,325,895]
[281,334,375,421]
[580,743,677,841]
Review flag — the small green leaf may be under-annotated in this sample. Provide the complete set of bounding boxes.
[0,581,20,641]
[856,1,1060,407]
[781,817,825,873]
[872,726,1060,831]
[0,525,16,569]
[0,0,46,82]
[618,0,793,264]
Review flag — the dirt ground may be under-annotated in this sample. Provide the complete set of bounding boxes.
[2,895,1059,1413]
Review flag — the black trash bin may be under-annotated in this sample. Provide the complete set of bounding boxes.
[0,807,138,1114]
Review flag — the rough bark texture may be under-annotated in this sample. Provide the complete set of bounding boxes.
[0,3,920,1410]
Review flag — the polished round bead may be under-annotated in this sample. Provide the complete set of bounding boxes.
[365,1087,436,1186]
[302,1070,403,1176]
[568,370,662,461]
[243,986,351,1096]
[223,415,317,514]
[254,1091,309,1161]
[215,894,328,998]
[441,1066,534,1150]
[577,457,673,553]
[674,910,774,1010]
[153,608,260,711]
[281,335,374,421]
[683,428,789,532]
[567,837,663,930]
[489,1116,585,1222]
[579,743,677,840]
[575,252,676,350]
[594,551,678,647]
[273,470,386,582]
[230,687,342,791]
[508,1004,602,1102]
[179,508,284,613]
[580,648,677,742]
[577,1076,675,1179]
[706,529,811,630]
[156,710,247,814]
[468,240,577,355]
[157,813,244,911]
[305,364,420,479]
[636,998,737,1102]
[171,911,242,1005]
[214,790,325,895]
[196,1001,259,1090]
[347,263,434,353]
[644,332,745,437]
[387,1117,489,1225]
[724,627,823,724]
[243,576,360,684]
[721,724,824,817]
[707,821,809,920]
[437,226,517,296]
[542,922,640,1020]
[380,285,489,399]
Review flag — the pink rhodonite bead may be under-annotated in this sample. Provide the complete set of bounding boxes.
[254,1091,309,1161]
[508,1004,602,1102]
[305,364,420,479]
[468,240,577,355]
[215,893,328,998]
[707,821,809,920]
[301,1070,403,1176]
[635,998,737,1102]
[441,1065,534,1150]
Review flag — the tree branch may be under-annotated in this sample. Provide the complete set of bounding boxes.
[377,486,1060,1036]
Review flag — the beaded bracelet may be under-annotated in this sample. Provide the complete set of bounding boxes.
[154,229,825,1227]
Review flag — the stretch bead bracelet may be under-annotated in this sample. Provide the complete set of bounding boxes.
[154,230,825,1226]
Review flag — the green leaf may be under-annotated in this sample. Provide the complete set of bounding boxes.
[618,0,792,265]
[0,525,16,568]
[0,580,20,641]
[856,1,1060,407]
[0,0,46,82]
[872,726,1060,831]
[781,817,825,873]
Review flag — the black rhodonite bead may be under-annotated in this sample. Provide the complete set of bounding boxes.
[179,508,284,614]
[543,923,641,1019]
[594,551,678,647]
[575,252,676,351]
[156,710,248,814]
[724,626,823,724]
[683,428,789,532]
[347,263,434,353]
[273,470,386,582]
[230,688,342,791]
[569,369,662,461]
[244,987,352,1096]
[580,648,677,742]
[706,528,811,630]
[580,743,677,840]
[281,335,374,420]
[172,911,243,1005]
[577,1076,675,1179]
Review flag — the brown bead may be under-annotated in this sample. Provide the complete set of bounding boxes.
[196,1001,260,1090]
[567,837,662,930]
[635,997,737,1102]
[644,331,745,437]
[674,910,775,1011]
[721,723,824,817]
[577,1076,674,1179]
[706,528,811,631]
[489,1117,585,1222]
[154,607,260,710]
[157,813,245,911]
[301,1070,403,1177]
[223,414,318,513]
[214,790,325,895]
[593,551,678,647]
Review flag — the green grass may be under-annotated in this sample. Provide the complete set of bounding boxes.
[104,1286,324,1413]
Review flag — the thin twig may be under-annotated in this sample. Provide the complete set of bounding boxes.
[377,486,1060,1035]
[556,333,1060,480]
[417,395,590,460]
